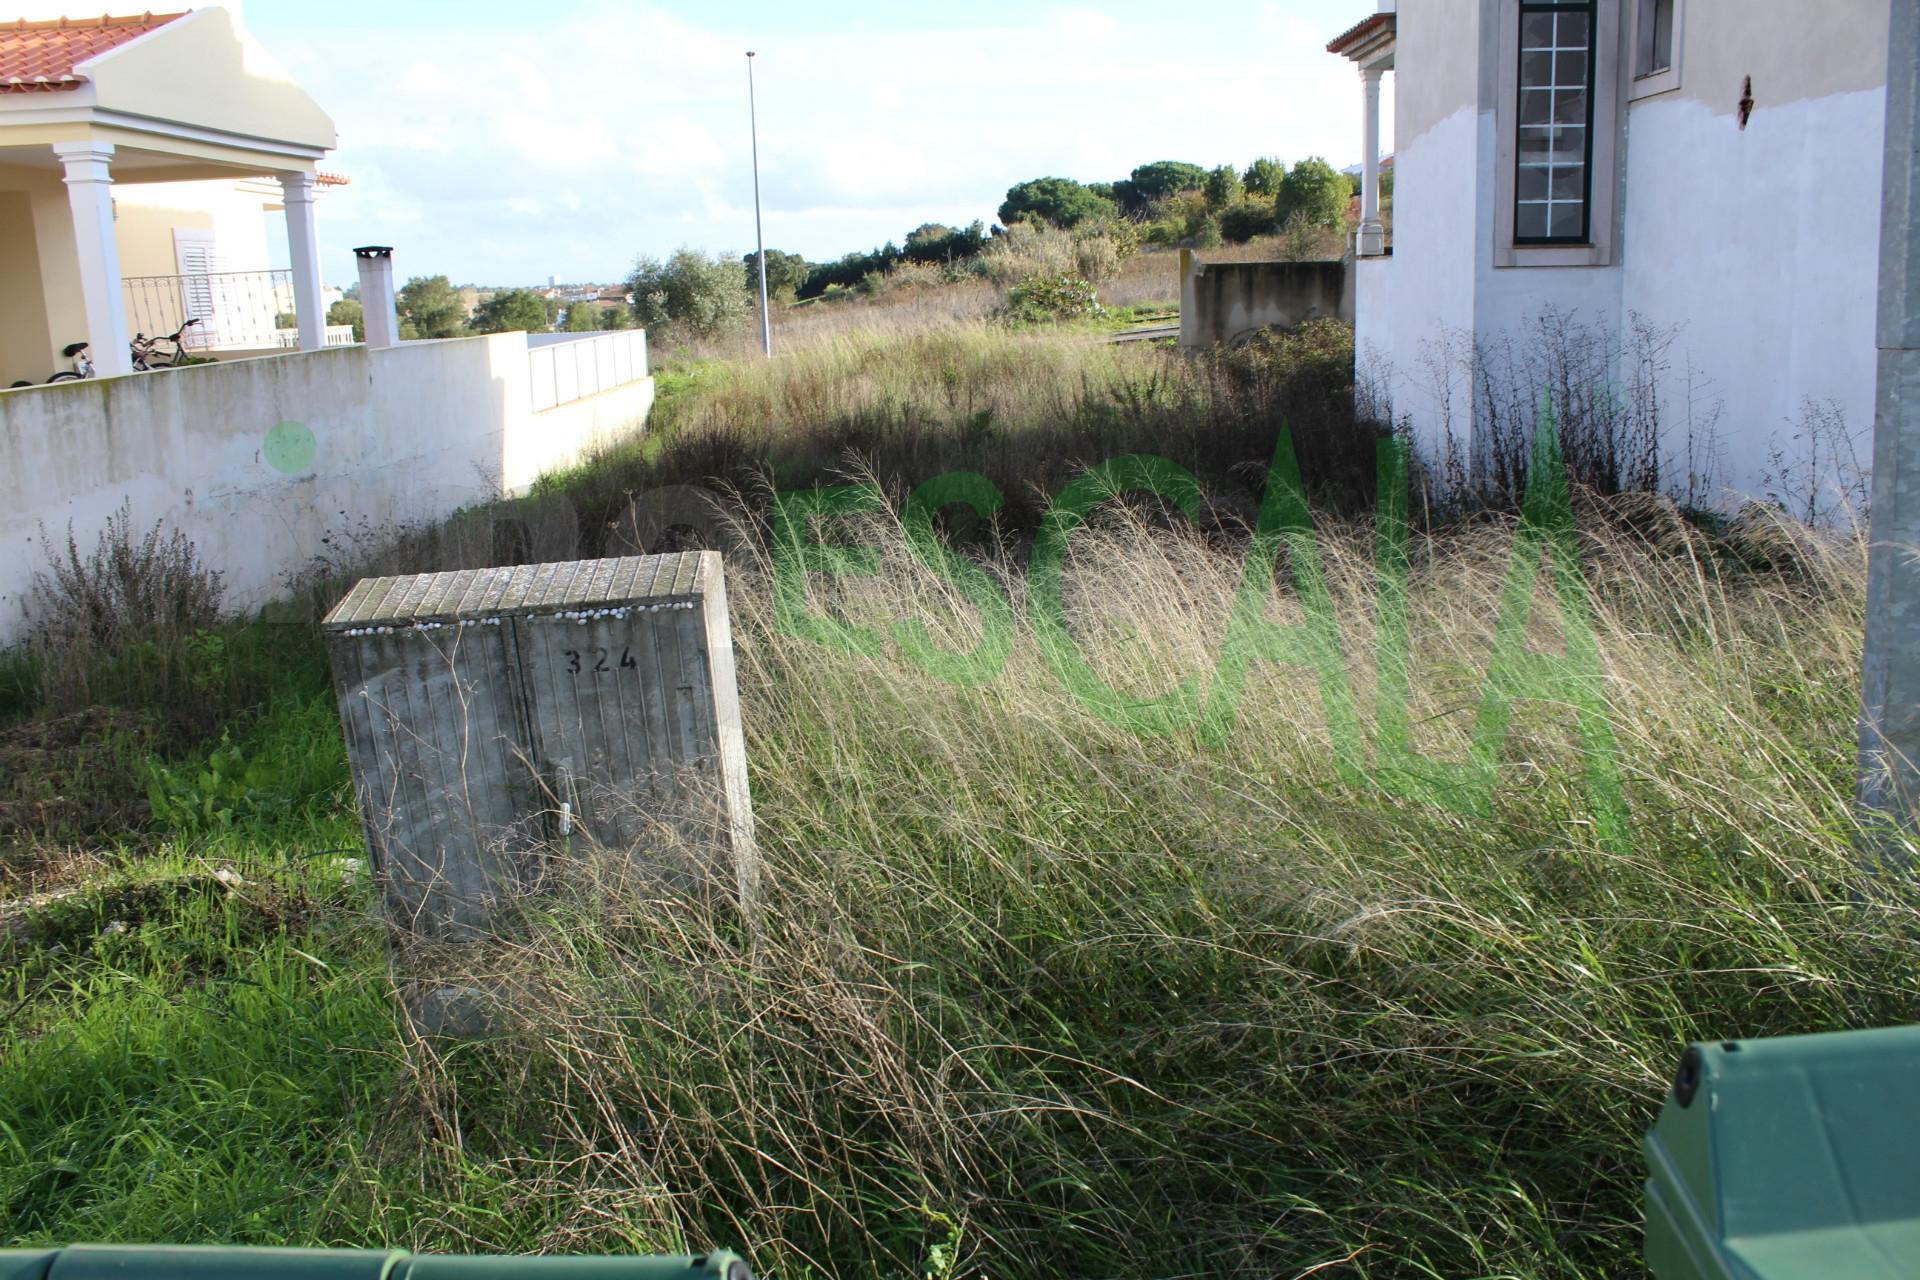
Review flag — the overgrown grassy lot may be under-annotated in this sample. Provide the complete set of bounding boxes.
[2,314,1915,1280]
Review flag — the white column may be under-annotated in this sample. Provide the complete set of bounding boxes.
[53,141,132,377]
[354,245,399,349]
[1358,66,1386,257]
[1858,0,1920,860]
[279,171,325,352]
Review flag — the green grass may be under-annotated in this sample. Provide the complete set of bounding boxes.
[1,320,1915,1279]
[1097,302,1179,326]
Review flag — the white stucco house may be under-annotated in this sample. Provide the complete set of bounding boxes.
[0,7,350,383]
[0,8,657,641]
[1333,0,1890,514]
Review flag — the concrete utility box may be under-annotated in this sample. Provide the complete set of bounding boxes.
[323,552,757,937]
[1644,1024,1920,1279]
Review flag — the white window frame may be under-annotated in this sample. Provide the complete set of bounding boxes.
[172,228,225,349]
[1493,0,1625,268]
[1628,0,1683,101]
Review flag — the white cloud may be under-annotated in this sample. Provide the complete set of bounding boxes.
[256,0,1387,284]
[1046,7,1122,43]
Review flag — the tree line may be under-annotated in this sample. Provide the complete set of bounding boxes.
[1000,156,1357,245]
[373,277,632,341]
[733,154,1364,311]
[379,154,1374,344]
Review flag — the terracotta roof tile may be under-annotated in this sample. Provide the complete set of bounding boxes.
[0,12,187,93]
[1327,12,1395,56]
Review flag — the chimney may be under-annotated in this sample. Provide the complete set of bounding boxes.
[353,246,399,348]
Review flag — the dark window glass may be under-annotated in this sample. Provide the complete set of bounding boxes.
[1637,0,1675,76]
[1514,2,1595,244]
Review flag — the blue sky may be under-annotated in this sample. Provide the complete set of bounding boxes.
[237,0,1390,286]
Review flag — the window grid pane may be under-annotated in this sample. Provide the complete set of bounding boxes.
[1515,2,1595,244]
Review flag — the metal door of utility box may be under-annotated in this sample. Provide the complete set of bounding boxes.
[323,552,757,937]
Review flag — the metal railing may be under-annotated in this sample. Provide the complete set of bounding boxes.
[123,269,295,351]
[527,328,649,411]
[272,326,360,349]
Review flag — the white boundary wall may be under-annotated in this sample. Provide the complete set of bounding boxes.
[0,332,654,641]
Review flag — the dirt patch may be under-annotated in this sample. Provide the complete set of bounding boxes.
[3,869,321,970]
[0,708,157,885]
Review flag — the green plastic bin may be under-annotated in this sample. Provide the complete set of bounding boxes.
[0,1249,749,1280]
[397,1258,746,1280]
[1644,1024,1920,1278]
[0,1255,58,1280]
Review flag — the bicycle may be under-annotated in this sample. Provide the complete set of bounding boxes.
[131,316,202,370]
[8,341,94,388]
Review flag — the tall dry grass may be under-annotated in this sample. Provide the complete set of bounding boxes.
[7,303,1900,1279]
[672,228,1335,362]
[533,320,1375,566]
[370,480,1915,1278]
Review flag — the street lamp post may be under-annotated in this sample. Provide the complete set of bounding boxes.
[747,50,771,358]
[1858,0,1920,864]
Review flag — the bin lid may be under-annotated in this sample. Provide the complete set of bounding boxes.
[1646,1024,1920,1279]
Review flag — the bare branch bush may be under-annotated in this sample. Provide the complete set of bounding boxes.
[1412,308,1722,513]
[24,503,225,715]
[1761,396,1872,529]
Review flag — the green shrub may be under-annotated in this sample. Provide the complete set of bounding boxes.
[742,248,812,304]
[1219,197,1278,243]
[1273,208,1345,261]
[395,275,467,339]
[998,176,1117,229]
[1276,155,1352,230]
[630,247,755,340]
[143,691,347,836]
[1203,163,1244,208]
[1003,273,1103,324]
[467,288,554,335]
[326,299,365,341]
[1242,154,1286,196]
[1111,160,1210,215]
[797,223,989,299]
[1136,190,1228,247]
[1141,219,1183,247]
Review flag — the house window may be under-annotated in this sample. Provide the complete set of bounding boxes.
[1495,0,1620,267]
[1515,1,1595,244]
[1636,0,1675,77]
[1629,0,1682,100]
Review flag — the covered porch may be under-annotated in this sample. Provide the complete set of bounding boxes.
[1328,5,1396,259]
[0,9,337,384]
